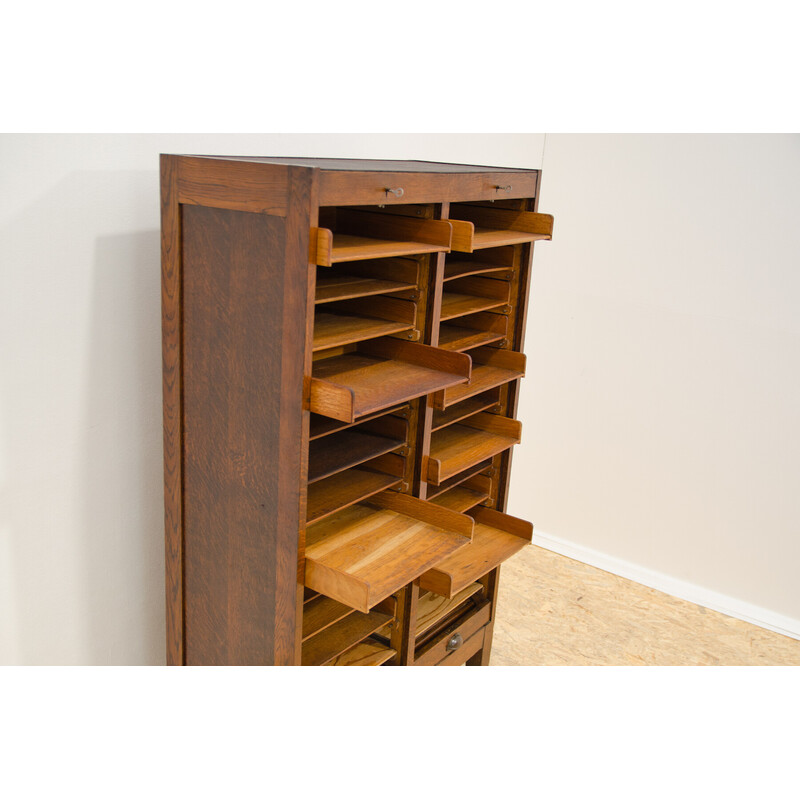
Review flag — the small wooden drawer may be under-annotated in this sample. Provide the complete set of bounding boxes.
[445,206,554,253]
[414,598,492,666]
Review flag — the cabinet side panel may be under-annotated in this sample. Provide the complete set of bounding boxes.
[181,204,303,665]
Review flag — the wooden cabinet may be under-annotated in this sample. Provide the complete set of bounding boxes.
[161,155,552,666]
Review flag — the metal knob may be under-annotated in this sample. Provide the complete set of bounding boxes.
[446,632,463,651]
[495,184,512,192]
[385,187,405,198]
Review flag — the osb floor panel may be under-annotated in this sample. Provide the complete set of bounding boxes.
[491,545,800,666]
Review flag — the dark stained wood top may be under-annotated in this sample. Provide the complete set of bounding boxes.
[170,155,537,173]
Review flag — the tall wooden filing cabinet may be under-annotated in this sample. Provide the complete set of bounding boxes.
[161,155,553,665]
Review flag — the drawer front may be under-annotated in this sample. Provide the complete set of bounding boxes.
[319,171,539,207]
[413,600,491,666]
[436,627,486,666]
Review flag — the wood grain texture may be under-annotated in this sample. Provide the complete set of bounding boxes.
[443,260,513,282]
[312,313,412,352]
[324,640,396,666]
[450,205,554,237]
[306,468,402,524]
[307,429,404,483]
[305,502,471,613]
[429,485,489,513]
[177,157,289,215]
[161,155,184,665]
[417,508,532,598]
[301,594,354,641]
[413,602,491,665]
[438,312,508,353]
[427,423,519,484]
[415,583,483,637]
[309,404,409,441]
[301,608,392,665]
[430,391,501,432]
[315,274,416,304]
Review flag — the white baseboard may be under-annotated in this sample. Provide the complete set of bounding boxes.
[531,530,800,642]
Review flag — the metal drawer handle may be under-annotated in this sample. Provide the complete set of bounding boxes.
[446,632,463,652]
[384,187,404,198]
[495,184,512,192]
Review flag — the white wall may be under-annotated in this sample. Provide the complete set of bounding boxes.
[509,134,800,634]
[0,134,544,664]
[3,133,797,664]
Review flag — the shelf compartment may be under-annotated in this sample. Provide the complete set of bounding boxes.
[415,582,483,638]
[301,608,393,666]
[313,296,416,352]
[310,338,471,423]
[307,422,406,484]
[429,474,492,513]
[418,507,533,598]
[432,347,525,410]
[324,639,396,666]
[426,412,521,485]
[305,491,474,613]
[440,276,511,322]
[313,209,453,266]
[425,459,493,501]
[444,259,513,282]
[306,463,403,524]
[438,312,508,352]
[445,207,554,253]
[309,403,409,441]
[431,390,500,432]
[315,258,419,304]
[302,595,355,642]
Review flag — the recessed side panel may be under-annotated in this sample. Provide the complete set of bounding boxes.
[181,204,305,665]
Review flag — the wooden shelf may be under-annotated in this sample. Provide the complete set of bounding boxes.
[425,460,493,501]
[306,466,402,524]
[439,276,510,322]
[301,608,392,666]
[445,207,554,253]
[315,276,416,304]
[305,491,473,613]
[324,639,396,666]
[416,583,483,638]
[426,413,521,485]
[438,312,508,353]
[302,595,354,641]
[429,481,490,513]
[307,428,405,484]
[310,338,471,423]
[313,313,412,351]
[309,404,409,441]
[431,391,500,432]
[444,260,512,281]
[433,347,525,410]
[417,507,533,598]
[313,210,453,266]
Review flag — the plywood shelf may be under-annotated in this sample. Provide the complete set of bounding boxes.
[301,608,392,666]
[307,429,405,484]
[305,491,473,613]
[426,413,521,485]
[310,338,471,423]
[306,466,403,524]
[417,507,533,598]
[433,347,525,410]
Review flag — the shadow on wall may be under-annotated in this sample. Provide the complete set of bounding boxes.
[78,230,164,664]
[0,168,165,664]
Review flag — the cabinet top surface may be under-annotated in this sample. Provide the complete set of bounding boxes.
[171,155,537,174]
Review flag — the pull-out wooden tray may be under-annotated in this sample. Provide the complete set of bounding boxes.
[313,296,417,352]
[425,459,494,501]
[310,338,471,423]
[415,582,483,639]
[426,412,521,484]
[309,403,409,441]
[315,258,419,304]
[443,259,513,282]
[438,312,508,353]
[313,210,453,266]
[431,390,500,432]
[305,491,474,613]
[440,276,510,321]
[417,507,533,598]
[324,639,396,666]
[445,207,554,252]
[301,607,392,666]
[429,474,492,513]
[432,347,525,410]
